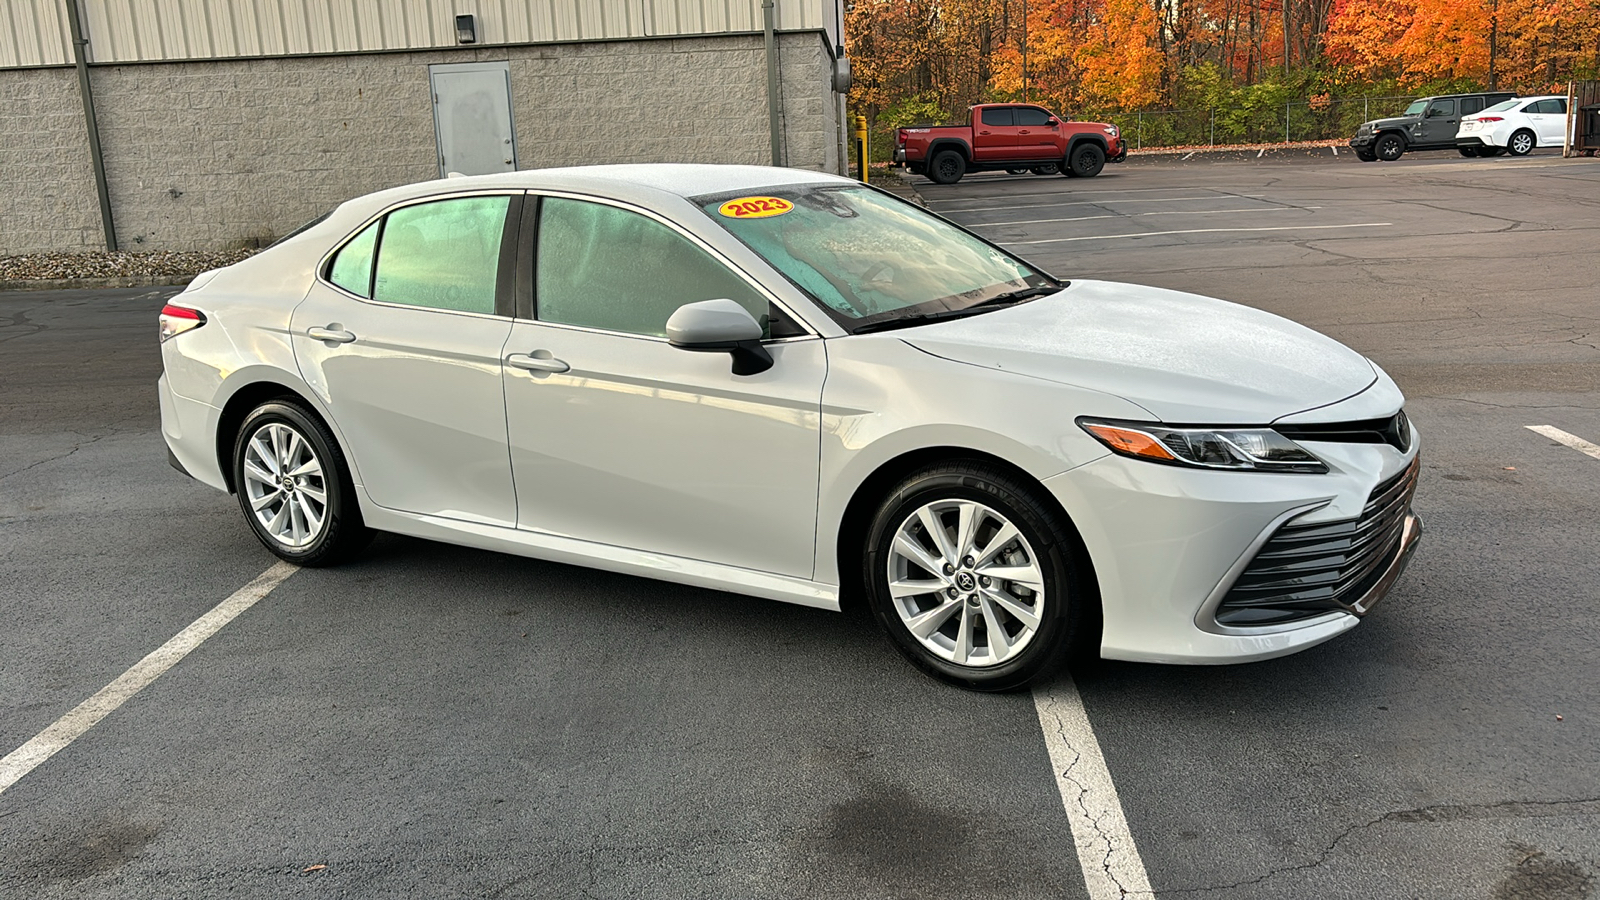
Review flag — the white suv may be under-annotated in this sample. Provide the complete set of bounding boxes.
[1457,95,1570,157]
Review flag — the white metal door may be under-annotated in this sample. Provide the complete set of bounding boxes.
[430,62,517,176]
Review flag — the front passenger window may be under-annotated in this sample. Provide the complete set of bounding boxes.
[1427,99,1456,117]
[535,198,777,338]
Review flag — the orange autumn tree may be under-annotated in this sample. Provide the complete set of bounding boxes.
[988,0,1165,113]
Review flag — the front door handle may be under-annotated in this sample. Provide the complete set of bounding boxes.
[506,352,570,374]
[307,325,356,344]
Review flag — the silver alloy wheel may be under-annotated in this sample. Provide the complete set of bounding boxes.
[1511,131,1534,154]
[886,499,1046,667]
[241,421,328,549]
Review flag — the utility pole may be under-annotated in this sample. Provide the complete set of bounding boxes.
[1488,0,1499,91]
[65,0,117,251]
[1282,0,1291,74]
[1022,0,1029,102]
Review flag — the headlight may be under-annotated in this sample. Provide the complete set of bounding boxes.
[1077,418,1328,473]
[1104,126,1119,137]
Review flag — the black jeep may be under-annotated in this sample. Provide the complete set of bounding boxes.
[1349,93,1516,161]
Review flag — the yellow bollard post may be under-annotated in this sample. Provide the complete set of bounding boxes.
[855,115,869,183]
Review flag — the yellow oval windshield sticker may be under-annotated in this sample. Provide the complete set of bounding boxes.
[718,196,794,219]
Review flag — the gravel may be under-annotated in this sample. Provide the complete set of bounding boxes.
[0,249,260,283]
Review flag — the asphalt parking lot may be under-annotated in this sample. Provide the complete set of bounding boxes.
[4,149,1600,899]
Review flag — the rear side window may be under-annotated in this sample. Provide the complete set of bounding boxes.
[1015,107,1053,126]
[1461,97,1484,115]
[372,196,510,315]
[980,107,1015,127]
[328,221,379,297]
[1529,99,1567,114]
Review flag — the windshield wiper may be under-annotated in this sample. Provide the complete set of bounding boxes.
[849,283,1061,335]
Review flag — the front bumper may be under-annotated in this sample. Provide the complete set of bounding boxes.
[1109,142,1128,163]
[1348,133,1374,149]
[1043,438,1421,664]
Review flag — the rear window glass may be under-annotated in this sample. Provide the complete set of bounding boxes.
[1484,100,1520,113]
[980,108,1015,127]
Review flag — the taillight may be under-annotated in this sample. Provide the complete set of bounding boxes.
[159,304,206,342]
[1477,116,1503,123]
[896,131,905,147]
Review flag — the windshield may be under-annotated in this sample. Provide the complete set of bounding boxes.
[696,185,1055,332]
[1483,99,1520,113]
[1402,100,1427,116]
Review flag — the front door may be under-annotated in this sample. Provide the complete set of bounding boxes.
[502,195,826,578]
[430,62,518,177]
[1419,97,1458,145]
[291,193,520,526]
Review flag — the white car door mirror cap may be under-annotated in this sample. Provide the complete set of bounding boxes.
[666,298,763,347]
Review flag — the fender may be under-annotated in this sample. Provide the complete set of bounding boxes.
[1065,133,1109,157]
[924,137,972,162]
[213,364,369,498]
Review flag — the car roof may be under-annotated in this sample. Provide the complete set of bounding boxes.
[342,164,854,219]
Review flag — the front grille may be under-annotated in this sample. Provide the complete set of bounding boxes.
[1216,457,1420,627]
[1273,410,1411,452]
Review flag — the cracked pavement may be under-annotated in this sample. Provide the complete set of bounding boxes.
[2,151,1599,899]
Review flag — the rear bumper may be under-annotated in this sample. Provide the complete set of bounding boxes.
[893,147,906,164]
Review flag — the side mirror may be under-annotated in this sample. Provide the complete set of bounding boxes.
[1424,108,1440,118]
[1047,117,1059,126]
[665,299,774,376]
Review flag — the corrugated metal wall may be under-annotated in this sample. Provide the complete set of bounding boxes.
[0,0,73,67]
[0,0,829,68]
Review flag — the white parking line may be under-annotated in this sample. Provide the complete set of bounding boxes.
[928,186,1225,207]
[934,196,1228,214]
[1004,222,1391,245]
[1034,676,1154,900]
[1526,425,1600,461]
[0,561,298,796]
[969,206,1323,228]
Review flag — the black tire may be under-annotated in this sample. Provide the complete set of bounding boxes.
[1508,129,1536,156]
[1066,143,1106,178]
[1457,146,1480,157]
[862,461,1094,691]
[1006,168,1029,175]
[232,399,369,567]
[1374,132,1406,161]
[1355,150,1378,162]
[928,150,966,184]
[1030,163,1060,175]
[1490,146,1510,156]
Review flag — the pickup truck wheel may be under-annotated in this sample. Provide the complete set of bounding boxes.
[1066,143,1105,178]
[929,150,966,184]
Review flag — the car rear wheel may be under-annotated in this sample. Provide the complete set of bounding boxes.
[863,462,1091,691]
[1066,143,1106,178]
[1374,133,1406,161]
[928,150,966,184]
[1508,130,1536,156]
[233,400,369,566]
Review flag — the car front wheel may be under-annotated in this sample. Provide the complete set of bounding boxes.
[1375,133,1406,161]
[233,400,368,566]
[1065,144,1106,177]
[863,462,1092,691]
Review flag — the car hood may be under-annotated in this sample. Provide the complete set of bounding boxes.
[899,280,1378,424]
[1365,117,1415,129]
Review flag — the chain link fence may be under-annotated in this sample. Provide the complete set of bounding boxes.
[1079,95,1424,150]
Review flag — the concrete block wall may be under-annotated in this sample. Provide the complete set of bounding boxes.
[0,69,106,253]
[0,31,840,254]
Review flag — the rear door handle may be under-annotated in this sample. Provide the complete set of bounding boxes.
[506,352,570,374]
[307,326,356,344]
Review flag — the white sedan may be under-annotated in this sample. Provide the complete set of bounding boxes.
[1457,95,1570,156]
[158,165,1422,690]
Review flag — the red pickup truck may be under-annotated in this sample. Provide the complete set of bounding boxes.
[893,103,1126,184]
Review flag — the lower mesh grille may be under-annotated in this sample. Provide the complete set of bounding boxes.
[1216,457,1420,627]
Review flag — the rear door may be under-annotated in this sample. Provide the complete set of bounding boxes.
[1528,99,1568,146]
[973,107,1020,162]
[1013,107,1063,160]
[291,192,521,526]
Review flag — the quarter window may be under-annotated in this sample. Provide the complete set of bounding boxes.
[980,107,1015,127]
[327,220,379,298]
[534,198,787,339]
[370,196,510,315]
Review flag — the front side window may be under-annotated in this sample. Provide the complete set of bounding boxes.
[980,107,1015,127]
[698,185,1054,333]
[535,197,788,338]
[371,196,510,315]
[1015,107,1053,126]
[1427,99,1456,117]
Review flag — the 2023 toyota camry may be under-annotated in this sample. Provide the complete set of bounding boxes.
[157,164,1421,690]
